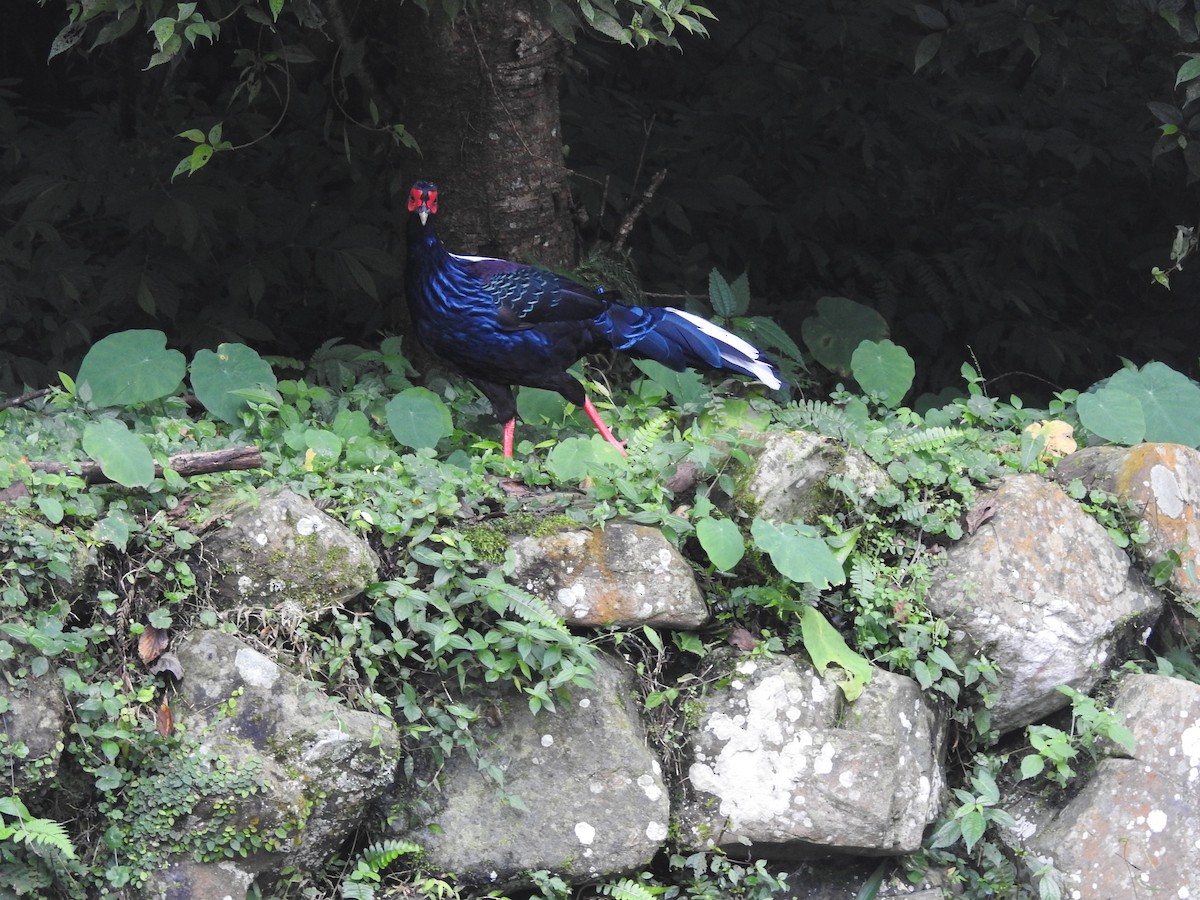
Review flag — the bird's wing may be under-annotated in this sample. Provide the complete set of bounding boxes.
[452,253,610,329]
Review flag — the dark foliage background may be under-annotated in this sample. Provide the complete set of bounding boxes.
[564,0,1200,399]
[2,0,1199,402]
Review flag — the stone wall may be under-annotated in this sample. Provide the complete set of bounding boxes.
[4,438,1200,899]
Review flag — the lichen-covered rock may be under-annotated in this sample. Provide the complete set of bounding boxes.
[139,858,255,900]
[679,654,946,857]
[1052,442,1200,603]
[735,431,888,523]
[926,474,1162,734]
[0,671,65,789]
[158,629,400,897]
[1007,674,1200,898]
[201,486,378,613]
[403,652,669,889]
[508,520,708,628]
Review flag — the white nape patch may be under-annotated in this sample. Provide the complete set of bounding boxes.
[668,309,783,389]
[451,252,502,264]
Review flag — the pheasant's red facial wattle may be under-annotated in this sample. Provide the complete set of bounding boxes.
[407,185,438,225]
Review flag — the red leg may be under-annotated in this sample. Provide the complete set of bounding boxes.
[583,397,628,456]
[502,418,516,457]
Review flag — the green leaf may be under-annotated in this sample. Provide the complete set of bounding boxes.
[728,272,752,317]
[696,516,745,571]
[150,16,176,48]
[516,386,568,425]
[82,419,155,488]
[913,4,948,29]
[750,518,845,589]
[1105,722,1137,754]
[94,765,123,792]
[36,496,64,524]
[187,143,214,173]
[1076,387,1145,445]
[270,0,285,21]
[545,435,626,480]
[799,606,871,701]
[642,625,664,652]
[93,509,135,551]
[76,330,186,407]
[743,315,806,363]
[959,809,987,852]
[191,343,280,424]
[385,387,453,450]
[1020,754,1045,780]
[672,631,706,655]
[632,359,709,407]
[706,268,749,318]
[972,769,1000,804]
[304,428,343,464]
[800,296,889,376]
[1107,362,1200,446]
[1177,56,1200,88]
[913,32,943,73]
[851,339,915,408]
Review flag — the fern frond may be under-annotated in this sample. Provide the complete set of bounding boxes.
[888,426,967,452]
[598,877,657,900]
[0,797,76,860]
[494,584,570,633]
[777,399,865,445]
[341,883,374,900]
[898,495,930,524]
[359,838,423,872]
[625,410,673,457]
[849,556,877,601]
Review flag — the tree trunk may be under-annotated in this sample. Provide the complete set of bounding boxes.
[396,0,573,268]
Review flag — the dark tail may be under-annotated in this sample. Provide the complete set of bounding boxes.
[604,305,785,390]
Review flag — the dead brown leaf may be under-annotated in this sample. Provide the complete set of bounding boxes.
[728,627,758,651]
[149,652,183,680]
[155,701,174,737]
[138,625,169,664]
[965,494,999,535]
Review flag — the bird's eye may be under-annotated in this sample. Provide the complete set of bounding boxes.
[407,189,423,212]
[427,191,438,213]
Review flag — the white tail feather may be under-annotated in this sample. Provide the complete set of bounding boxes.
[667,309,783,389]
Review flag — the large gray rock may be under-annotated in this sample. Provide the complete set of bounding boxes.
[735,431,888,523]
[508,520,708,628]
[404,652,669,889]
[0,671,66,789]
[1009,674,1200,898]
[201,486,378,613]
[679,655,946,857]
[926,474,1163,733]
[138,629,400,899]
[1053,442,1200,604]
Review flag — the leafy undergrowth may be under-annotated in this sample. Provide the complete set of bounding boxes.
[2,317,1199,899]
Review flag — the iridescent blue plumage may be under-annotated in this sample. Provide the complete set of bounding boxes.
[404,180,784,456]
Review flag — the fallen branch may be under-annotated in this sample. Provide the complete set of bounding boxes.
[27,445,263,485]
[0,388,51,411]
